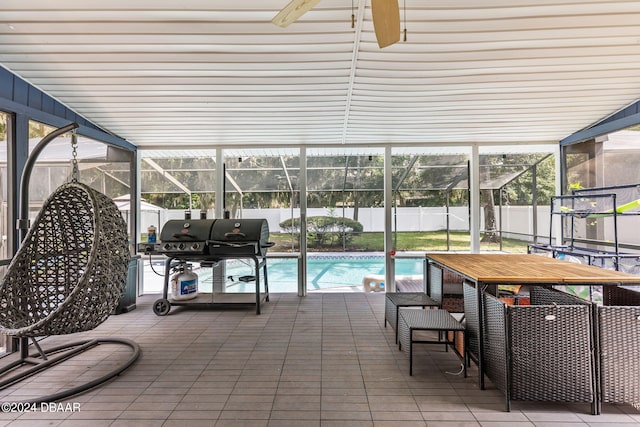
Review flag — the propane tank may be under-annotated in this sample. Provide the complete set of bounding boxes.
[170,263,198,300]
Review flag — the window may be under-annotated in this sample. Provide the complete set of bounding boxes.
[0,112,8,260]
[564,129,640,250]
[306,148,384,253]
[392,147,470,252]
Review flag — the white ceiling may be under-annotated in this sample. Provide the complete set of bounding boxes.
[1,0,640,149]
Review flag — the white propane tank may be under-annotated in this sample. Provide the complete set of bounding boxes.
[170,264,198,300]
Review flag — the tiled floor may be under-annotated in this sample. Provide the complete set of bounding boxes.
[0,292,638,426]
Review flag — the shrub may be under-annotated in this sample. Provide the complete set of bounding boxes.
[279,216,363,247]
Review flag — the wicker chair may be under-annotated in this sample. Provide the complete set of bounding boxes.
[0,182,140,403]
[427,263,465,312]
[480,286,597,414]
[599,285,640,410]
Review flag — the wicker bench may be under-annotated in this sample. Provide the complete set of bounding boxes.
[397,308,466,376]
[385,292,439,343]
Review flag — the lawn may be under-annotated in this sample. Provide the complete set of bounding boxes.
[270,231,530,253]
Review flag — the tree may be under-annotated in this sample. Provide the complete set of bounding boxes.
[481,189,499,242]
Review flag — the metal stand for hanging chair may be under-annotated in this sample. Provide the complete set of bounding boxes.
[0,123,140,403]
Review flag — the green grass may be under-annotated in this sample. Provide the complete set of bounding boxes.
[270,231,530,253]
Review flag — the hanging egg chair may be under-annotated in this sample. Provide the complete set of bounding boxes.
[0,124,139,404]
[0,181,130,336]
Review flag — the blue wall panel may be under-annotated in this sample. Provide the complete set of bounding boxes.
[562,99,640,146]
[28,86,42,110]
[41,96,54,115]
[53,100,66,118]
[12,79,28,105]
[0,68,12,99]
[0,67,134,150]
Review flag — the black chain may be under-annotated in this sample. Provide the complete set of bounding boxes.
[71,132,79,182]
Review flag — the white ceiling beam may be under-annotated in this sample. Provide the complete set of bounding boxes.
[341,0,367,144]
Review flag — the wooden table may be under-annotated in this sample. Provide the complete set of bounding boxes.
[426,253,640,286]
[424,253,640,414]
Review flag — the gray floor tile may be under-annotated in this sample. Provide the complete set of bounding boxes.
[0,293,631,427]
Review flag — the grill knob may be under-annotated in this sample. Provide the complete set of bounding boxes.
[163,243,172,251]
[191,243,200,250]
[178,243,186,250]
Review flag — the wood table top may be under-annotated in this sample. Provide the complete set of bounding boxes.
[425,253,640,284]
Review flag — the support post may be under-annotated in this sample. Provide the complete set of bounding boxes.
[384,147,394,290]
[299,147,307,296]
[470,145,481,253]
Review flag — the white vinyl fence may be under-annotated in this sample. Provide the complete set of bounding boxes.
[145,205,640,245]
[144,205,555,242]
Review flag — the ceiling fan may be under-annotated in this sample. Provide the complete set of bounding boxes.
[272,0,400,48]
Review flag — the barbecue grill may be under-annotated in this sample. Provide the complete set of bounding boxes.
[156,219,215,255]
[209,219,272,257]
[139,218,273,316]
[149,218,272,258]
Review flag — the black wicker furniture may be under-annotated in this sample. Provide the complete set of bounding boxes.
[426,253,640,415]
[479,285,596,413]
[397,308,466,376]
[425,262,465,312]
[598,285,640,411]
[384,292,439,343]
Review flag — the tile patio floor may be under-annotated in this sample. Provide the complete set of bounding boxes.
[0,292,638,426]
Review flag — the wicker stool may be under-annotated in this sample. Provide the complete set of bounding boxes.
[397,308,466,376]
[385,292,439,343]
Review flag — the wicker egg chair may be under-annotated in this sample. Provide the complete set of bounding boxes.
[0,181,140,403]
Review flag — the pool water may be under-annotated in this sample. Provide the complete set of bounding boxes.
[143,255,424,293]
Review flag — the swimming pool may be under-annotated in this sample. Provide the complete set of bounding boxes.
[142,254,424,293]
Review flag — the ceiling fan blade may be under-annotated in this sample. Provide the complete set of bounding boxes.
[371,0,400,48]
[272,0,322,28]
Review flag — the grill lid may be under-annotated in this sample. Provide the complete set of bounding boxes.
[209,219,271,257]
[157,219,216,254]
[149,218,273,257]
[159,219,216,242]
[210,219,268,242]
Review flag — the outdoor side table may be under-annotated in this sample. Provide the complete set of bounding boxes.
[385,292,439,343]
[397,308,466,376]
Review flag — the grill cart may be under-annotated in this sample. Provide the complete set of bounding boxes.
[140,218,273,315]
